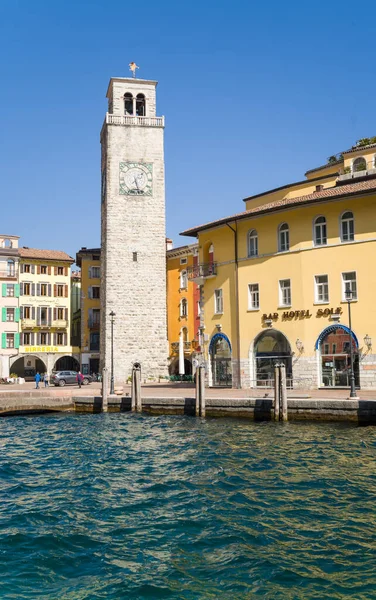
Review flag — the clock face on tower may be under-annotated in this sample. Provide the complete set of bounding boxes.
[119,162,153,196]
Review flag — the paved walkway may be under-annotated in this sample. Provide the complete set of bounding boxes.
[1,381,375,400]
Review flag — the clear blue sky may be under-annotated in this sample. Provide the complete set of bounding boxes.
[1,0,375,263]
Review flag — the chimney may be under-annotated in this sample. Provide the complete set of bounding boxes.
[166,238,173,251]
[315,184,324,192]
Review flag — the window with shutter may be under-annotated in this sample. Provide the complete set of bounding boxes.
[1,333,6,349]
[31,264,35,274]
[14,334,19,349]
[2,307,6,322]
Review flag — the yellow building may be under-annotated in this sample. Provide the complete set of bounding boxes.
[76,247,101,375]
[11,247,77,377]
[166,240,200,376]
[182,139,376,390]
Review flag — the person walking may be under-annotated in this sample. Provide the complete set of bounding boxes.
[35,372,41,389]
[44,373,49,387]
[76,371,83,389]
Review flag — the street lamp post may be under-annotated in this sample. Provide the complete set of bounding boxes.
[345,288,357,398]
[109,311,116,395]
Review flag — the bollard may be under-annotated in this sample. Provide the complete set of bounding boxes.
[274,365,280,422]
[195,367,200,417]
[102,367,108,413]
[199,365,206,418]
[280,363,288,422]
[132,363,142,413]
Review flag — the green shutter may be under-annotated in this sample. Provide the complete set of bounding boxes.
[14,333,20,349]
[2,307,6,322]
[14,284,20,298]
[2,284,6,297]
[1,333,6,349]
[15,308,20,322]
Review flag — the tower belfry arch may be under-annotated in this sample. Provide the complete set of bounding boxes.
[100,74,168,383]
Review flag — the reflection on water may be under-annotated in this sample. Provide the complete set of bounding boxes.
[0,415,376,599]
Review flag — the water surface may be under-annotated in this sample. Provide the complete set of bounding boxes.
[0,414,376,599]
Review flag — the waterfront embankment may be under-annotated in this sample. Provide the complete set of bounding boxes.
[2,382,376,422]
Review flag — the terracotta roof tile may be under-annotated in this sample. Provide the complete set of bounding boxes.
[18,248,74,262]
[181,178,376,237]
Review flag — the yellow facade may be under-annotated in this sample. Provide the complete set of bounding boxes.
[166,243,199,376]
[76,248,101,375]
[12,249,77,377]
[183,139,376,389]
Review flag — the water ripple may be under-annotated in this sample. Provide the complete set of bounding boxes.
[0,414,376,598]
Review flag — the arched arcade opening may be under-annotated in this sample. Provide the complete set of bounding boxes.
[10,355,47,380]
[209,333,232,387]
[54,356,80,372]
[316,325,359,388]
[253,329,292,386]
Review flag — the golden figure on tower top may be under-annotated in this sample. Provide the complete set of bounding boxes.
[129,62,139,78]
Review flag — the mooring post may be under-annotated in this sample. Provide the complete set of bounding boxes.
[195,366,200,417]
[274,364,280,421]
[132,363,142,413]
[199,365,206,418]
[102,367,108,413]
[280,363,288,422]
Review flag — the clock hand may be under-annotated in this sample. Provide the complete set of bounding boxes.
[133,176,140,190]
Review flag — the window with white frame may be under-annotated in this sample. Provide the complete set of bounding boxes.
[6,333,14,348]
[180,257,187,265]
[7,259,15,276]
[315,275,329,303]
[314,216,327,246]
[248,283,259,310]
[279,279,291,306]
[323,343,330,354]
[247,229,258,257]
[180,270,188,290]
[342,272,357,300]
[6,308,15,322]
[278,223,289,252]
[90,266,100,278]
[341,211,354,242]
[214,289,223,314]
[180,298,188,318]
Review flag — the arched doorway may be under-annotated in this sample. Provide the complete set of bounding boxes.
[209,333,232,387]
[168,358,193,376]
[316,325,359,388]
[253,329,292,386]
[11,355,47,380]
[54,356,80,372]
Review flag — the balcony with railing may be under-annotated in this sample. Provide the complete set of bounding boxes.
[88,318,100,330]
[52,319,68,328]
[171,341,192,354]
[187,263,217,285]
[338,159,376,183]
[106,113,164,128]
[21,318,36,329]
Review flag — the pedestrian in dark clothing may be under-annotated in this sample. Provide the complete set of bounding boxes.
[35,372,41,389]
[44,373,49,387]
[76,371,84,388]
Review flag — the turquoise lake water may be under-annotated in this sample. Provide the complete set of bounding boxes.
[1,414,376,599]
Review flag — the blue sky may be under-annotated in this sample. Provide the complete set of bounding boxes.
[0,0,375,262]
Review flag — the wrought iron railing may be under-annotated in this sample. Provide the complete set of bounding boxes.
[187,263,217,281]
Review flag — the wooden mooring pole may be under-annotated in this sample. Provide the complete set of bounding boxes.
[102,367,108,413]
[132,363,142,413]
[274,364,280,421]
[280,363,288,422]
[195,365,206,417]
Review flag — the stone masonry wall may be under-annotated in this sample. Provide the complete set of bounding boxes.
[101,111,168,384]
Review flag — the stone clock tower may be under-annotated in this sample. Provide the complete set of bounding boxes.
[100,76,168,384]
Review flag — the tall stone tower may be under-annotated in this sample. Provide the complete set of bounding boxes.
[100,76,168,383]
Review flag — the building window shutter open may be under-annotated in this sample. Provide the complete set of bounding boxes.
[2,307,6,322]
[1,284,6,297]
[37,284,41,296]
[64,266,68,276]
[37,307,41,326]
[54,284,57,297]
[14,333,19,349]
[20,264,24,274]
[88,287,92,299]
[64,332,67,346]
[32,307,35,320]
[48,307,52,326]
[31,283,35,296]
[65,308,68,321]
[20,306,23,320]
[1,333,6,349]
[31,264,35,274]
[37,265,41,274]
[53,308,57,320]
[19,284,23,296]
[64,285,68,297]
[15,308,20,322]
[37,332,41,345]
[48,265,51,275]
[31,333,35,345]
[54,266,57,275]
[14,284,20,298]
[48,284,52,297]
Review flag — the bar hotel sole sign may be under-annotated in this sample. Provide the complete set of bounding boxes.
[262,307,343,322]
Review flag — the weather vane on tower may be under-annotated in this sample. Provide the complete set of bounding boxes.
[129,62,139,78]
